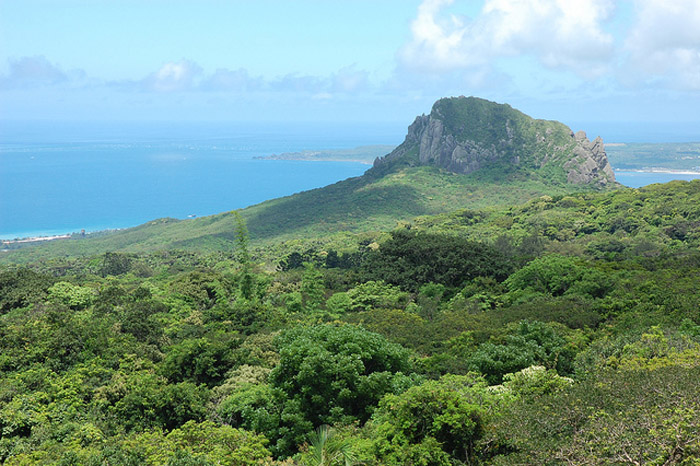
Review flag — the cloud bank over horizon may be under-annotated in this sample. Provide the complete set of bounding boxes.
[2,0,700,125]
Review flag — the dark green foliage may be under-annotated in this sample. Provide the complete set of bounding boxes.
[494,365,700,464]
[361,229,513,291]
[160,333,239,386]
[119,299,167,345]
[2,179,700,464]
[0,268,54,313]
[99,252,132,276]
[270,324,413,426]
[466,320,575,384]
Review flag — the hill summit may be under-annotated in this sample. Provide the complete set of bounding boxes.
[374,96,615,185]
[0,96,622,261]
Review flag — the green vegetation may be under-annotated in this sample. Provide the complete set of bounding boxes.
[1,179,700,464]
[1,97,698,463]
[1,97,616,263]
[606,141,700,172]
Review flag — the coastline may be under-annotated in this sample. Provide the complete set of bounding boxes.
[614,168,700,175]
[4,167,698,247]
[254,156,374,165]
[1,234,73,246]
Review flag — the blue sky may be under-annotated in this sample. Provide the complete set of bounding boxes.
[2,0,700,133]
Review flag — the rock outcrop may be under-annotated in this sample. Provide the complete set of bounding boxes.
[564,131,615,184]
[374,96,616,186]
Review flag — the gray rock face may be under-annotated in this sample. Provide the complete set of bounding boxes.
[414,115,517,174]
[374,114,510,174]
[374,108,616,186]
[564,131,616,185]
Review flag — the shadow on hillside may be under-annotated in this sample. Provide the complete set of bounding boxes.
[239,178,428,239]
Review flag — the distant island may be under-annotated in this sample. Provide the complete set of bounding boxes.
[605,141,700,173]
[253,144,395,164]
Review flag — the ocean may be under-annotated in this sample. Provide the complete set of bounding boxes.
[613,171,700,188]
[0,121,401,240]
[2,121,700,240]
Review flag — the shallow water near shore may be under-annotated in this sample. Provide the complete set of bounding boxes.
[613,171,700,188]
[3,121,700,240]
[0,122,400,239]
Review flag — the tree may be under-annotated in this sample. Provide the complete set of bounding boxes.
[371,373,507,465]
[466,320,574,384]
[300,262,325,313]
[301,425,358,466]
[100,252,133,276]
[0,268,54,313]
[233,210,254,300]
[493,365,700,465]
[504,254,611,299]
[361,230,513,291]
[270,324,414,427]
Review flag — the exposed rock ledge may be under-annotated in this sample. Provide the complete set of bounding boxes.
[564,131,616,184]
[374,98,616,186]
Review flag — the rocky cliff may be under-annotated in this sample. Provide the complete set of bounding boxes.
[374,96,615,186]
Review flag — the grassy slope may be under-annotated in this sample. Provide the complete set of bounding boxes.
[0,97,617,263]
[0,163,595,263]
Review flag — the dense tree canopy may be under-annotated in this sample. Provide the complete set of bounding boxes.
[2,182,700,463]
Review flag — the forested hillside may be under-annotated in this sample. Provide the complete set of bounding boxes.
[2,181,700,464]
[1,97,618,263]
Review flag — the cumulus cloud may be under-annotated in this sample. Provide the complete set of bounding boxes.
[141,59,202,92]
[0,56,68,88]
[624,0,700,90]
[400,0,615,77]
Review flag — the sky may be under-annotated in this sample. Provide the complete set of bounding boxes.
[2,0,700,135]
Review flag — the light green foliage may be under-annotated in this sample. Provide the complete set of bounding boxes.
[504,254,611,299]
[501,365,573,398]
[494,365,700,465]
[169,270,232,310]
[343,308,427,350]
[299,424,358,466]
[47,281,96,310]
[120,420,272,465]
[371,373,508,465]
[300,262,325,313]
[327,280,410,314]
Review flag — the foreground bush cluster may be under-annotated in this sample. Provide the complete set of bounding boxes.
[2,182,700,464]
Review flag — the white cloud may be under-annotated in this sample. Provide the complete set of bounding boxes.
[142,59,202,92]
[624,0,700,90]
[0,56,68,88]
[400,0,615,77]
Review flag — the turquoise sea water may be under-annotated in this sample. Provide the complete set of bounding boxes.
[2,121,699,240]
[613,171,700,188]
[0,121,401,239]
